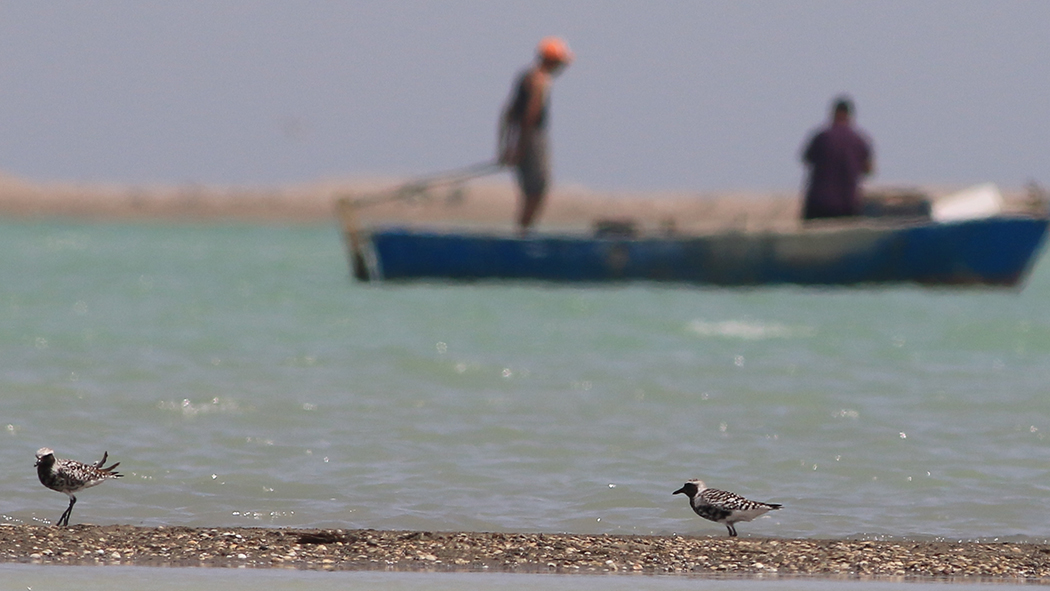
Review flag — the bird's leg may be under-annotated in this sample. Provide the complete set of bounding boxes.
[727,524,737,537]
[57,495,76,527]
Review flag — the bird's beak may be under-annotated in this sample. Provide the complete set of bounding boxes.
[673,487,686,495]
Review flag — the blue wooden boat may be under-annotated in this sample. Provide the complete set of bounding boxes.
[342,214,1049,287]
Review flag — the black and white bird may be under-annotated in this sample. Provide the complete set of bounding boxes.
[673,479,781,537]
[35,448,122,527]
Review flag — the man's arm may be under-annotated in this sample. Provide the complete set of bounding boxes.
[861,140,874,175]
[801,131,821,166]
[498,109,517,165]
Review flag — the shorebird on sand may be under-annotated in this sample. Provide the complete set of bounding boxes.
[35,448,122,526]
[673,479,781,537]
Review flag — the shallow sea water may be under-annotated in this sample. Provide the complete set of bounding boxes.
[2,219,1050,587]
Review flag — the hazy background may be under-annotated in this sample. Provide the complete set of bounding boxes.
[0,1,1047,193]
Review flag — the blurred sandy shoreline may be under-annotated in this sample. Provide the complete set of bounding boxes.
[0,169,1038,233]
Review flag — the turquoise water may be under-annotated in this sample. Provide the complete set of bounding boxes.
[2,219,1050,586]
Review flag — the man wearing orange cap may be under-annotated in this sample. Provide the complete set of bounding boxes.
[499,37,573,233]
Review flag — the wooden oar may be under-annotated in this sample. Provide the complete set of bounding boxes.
[341,160,502,209]
[335,160,503,281]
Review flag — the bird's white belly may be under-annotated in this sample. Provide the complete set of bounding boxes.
[726,507,772,523]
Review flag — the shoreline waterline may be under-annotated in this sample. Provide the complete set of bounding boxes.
[1,525,1048,580]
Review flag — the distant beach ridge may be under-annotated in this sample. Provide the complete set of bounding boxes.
[0,170,1039,232]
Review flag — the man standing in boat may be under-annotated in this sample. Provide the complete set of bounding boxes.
[800,96,874,220]
[498,37,573,233]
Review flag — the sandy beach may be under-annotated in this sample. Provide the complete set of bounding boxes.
[0,168,806,232]
[1,524,1048,580]
[2,169,1041,231]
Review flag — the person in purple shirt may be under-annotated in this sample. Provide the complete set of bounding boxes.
[800,97,874,220]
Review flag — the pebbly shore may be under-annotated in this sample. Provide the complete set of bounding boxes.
[1,525,1049,580]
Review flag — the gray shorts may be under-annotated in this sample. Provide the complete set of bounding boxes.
[516,131,549,198]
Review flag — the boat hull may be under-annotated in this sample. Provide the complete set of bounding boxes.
[356,216,1049,287]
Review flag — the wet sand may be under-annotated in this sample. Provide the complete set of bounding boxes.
[2,524,1049,580]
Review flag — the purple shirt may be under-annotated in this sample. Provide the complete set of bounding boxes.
[801,122,872,219]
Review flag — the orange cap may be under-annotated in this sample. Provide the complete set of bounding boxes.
[537,37,573,64]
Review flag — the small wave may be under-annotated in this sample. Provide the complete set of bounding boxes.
[157,397,239,417]
[686,319,813,340]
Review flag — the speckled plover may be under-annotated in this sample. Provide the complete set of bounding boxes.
[35,448,122,527]
[673,479,781,537]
